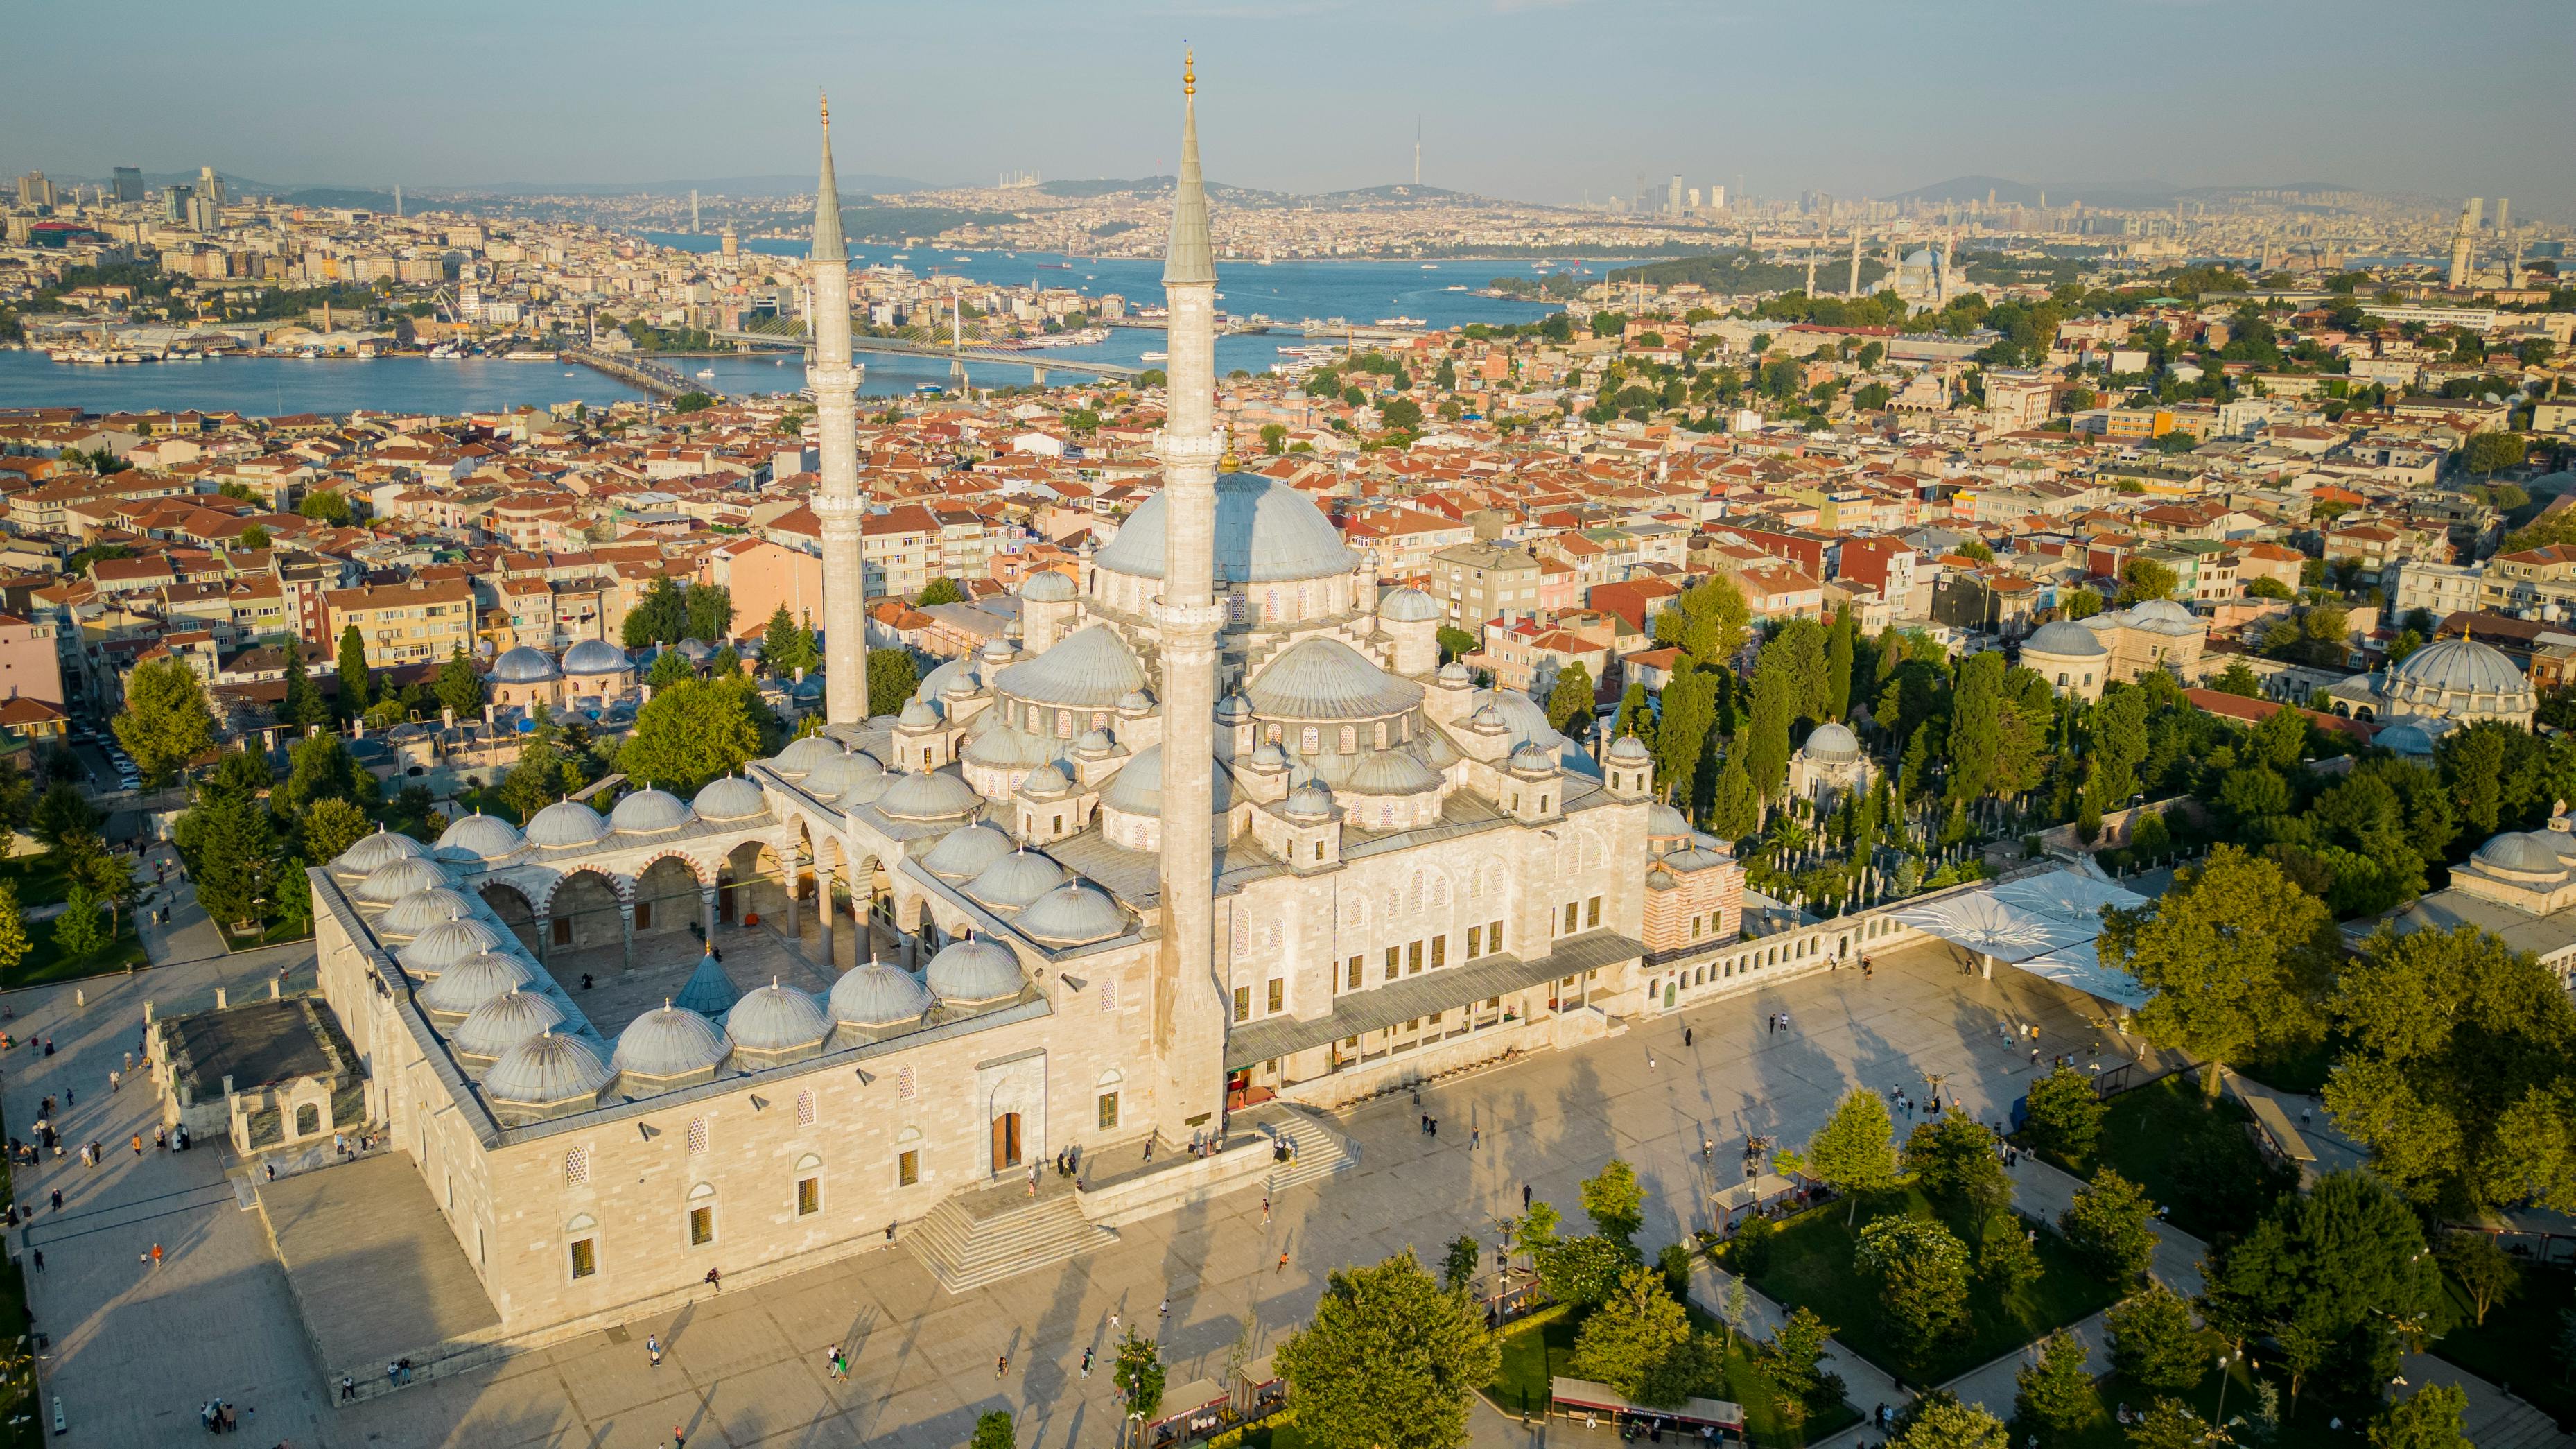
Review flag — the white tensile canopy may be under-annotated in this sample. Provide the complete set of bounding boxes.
[1891,865,2156,1010]
[1889,889,2092,964]
[2013,937,2154,1012]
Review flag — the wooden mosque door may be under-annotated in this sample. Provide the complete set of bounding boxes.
[991,1112,1022,1173]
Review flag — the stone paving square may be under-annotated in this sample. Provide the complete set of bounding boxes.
[259,1148,502,1374]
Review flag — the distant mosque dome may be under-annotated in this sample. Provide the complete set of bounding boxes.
[1378,587,1441,623]
[2377,635,2535,725]
[562,638,631,675]
[491,646,560,684]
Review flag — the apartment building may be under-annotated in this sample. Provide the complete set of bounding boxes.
[1427,541,1542,627]
[322,577,475,667]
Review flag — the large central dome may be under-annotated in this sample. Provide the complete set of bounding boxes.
[1095,473,1357,585]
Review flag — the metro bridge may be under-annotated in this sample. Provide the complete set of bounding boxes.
[708,326,1147,384]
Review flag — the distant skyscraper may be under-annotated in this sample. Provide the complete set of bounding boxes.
[1667,175,1682,216]
[198,166,224,209]
[2448,198,2482,288]
[15,171,55,209]
[2496,197,2509,232]
[184,190,219,232]
[691,189,701,232]
[110,167,143,204]
[1709,184,1725,212]
[163,184,191,224]
[393,184,403,218]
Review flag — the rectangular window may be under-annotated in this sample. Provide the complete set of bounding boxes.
[1407,941,1423,975]
[1346,955,1362,990]
[1099,978,1117,1012]
[897,1066,917,1101]
[1563,901,1578,935]
[797,1177,820,1216]
[1430,935,1447,970]
[1233,985,1251,1023]
[1098,1092,1120,1131]
[1384,947,1400,982]
[796,1091,815,1127]
[1587,896,1603,929]
[1466,925,1482,960]
[569,1238,596,1279]
[897,1150,919,1187]
[634,901,652,930]
[1267,978,1284,1014]
[686,1118,708,1156]
[1490,919,1504,952]
[564,1147,588,1186]
[688,1206,714,1247]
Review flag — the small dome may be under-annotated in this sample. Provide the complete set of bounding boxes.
[1021,570,1077,602]
[1802,722,1861,761]
[1075,728,1116,754]
[770,734,844,779]
[1648,802,1691,837]
[334,826,432,880]
[963,718,1056,770]
[2024,621,2107,658]
[725,981,830,1052]
[923,657,981,697]
[399,912,510,969]
[1215,693,1254,724]
[491,646,561,683]
[611,1003,729,1078]
[435,812,525,864]
[1608,735,1652,763]
[356,855,451,905]
[416,947,538,1013]
[1468,704,1508,731]
[875,768,983,822]
[1020,763,1072,796]
[1285,782,1335,820]
[561,638,631,675]
[1250,742,1289,771]
[2374,719,2437,756]
[525,800,610,849]
[672,639,713,663]
[1510,743,1560,774]
[898,697,942,730]
[1099,743,1233,817]
[923,823,1016,879]
[2387,636,2529,698]
[2474,830,2566,878]
[1015,883,1126,946]
[803,747,887,802]
[926,936,1025,1003]
[482,1031,611,1107]
[1118,688,1155,711]
[1378,587,1441,623]
[672,950,741,1017]
[980,637,1019,664]
[692,774,769,822]
[453,989,567,1058]
[609,788,695,835]
[378,887,478,939]
[966,850,1069,911]
[829,960,932,1028]
[2130,599,2197,626]
[1436,661,1472,686]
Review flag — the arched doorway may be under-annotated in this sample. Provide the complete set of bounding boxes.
[720,840,782,928]
[633,856,701,939]
[480,882,541,955]
[990,1112,1022,1172]
[549,870,624,961]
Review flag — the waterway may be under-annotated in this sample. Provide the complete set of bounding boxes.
[1,243,1615,418]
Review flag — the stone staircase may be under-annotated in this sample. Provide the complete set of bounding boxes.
[904,1179,1118,1294]
[1246,1104,1360,1193]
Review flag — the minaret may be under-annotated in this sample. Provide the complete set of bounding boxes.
[1149,51,1228,1139]
[808,94,869,729]
[1847,231,1861,298]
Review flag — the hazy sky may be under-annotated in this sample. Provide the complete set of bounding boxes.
[10,0,2569,217]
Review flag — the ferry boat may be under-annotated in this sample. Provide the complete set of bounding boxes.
[1036,261,1072,270]
[695,367,717,378]
[1140,350,1169,362]
[1375,316,1426,328]
[503,349,555,361]
[1420,263,1438,270]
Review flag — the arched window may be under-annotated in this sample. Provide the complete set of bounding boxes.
[295,1103,320,1137]
[564,1147,589,1186]
[1339,724,1356,753]
[1301,725,1320,753]
[1056,709,1073,738]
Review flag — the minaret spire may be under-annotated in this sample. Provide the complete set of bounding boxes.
[1149,46,1228,1141]
[808,92,868,729]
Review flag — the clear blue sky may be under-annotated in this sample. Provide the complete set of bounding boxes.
[9,0,2568,217]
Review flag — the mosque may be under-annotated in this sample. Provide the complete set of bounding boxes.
[298,64,1750,1344]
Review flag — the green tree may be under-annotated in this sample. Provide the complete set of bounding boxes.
[299,489,354,525]
[685,582,734,643]
[760,606,820,677]
[1380,397,1424,431]
[1570,1266,1702,1406]
[2324,923,2576,1214]
[1613,682,1656,751]
[916,577,964,607]
[647,649,695,690]
[2125,1399,2213,1449]
[1538,1235,1632,1308]
[1856,1215,1972,1356]
[1825,610,1856,719]
[239,524,270,550]
[2105,1285,2204,1394]
[971,1410,1014,1449]
[1513,1200,1562,1263]
[336,623,372,715]
[1578,1158,1644,1247]
[1745,641,1799,799]
[1757,1306,1834,1423]
[2010,1330,2095,1446]
[2246,574,2295,601]
[114,657,217,786]
[629,576,690,647]
[298,796,372,869]
[2464,431,2527,474]
[0,882,28,980]
[277,733,372,817]
[1276,1249,1499,1449]
[1547,661,1596,738]
[1889,1390,2010,1449]
[1436,625,1477,663]
[618,677,765,793]
[2211,659,2263,697]
[1656,668,1719,814]
[1441,1233,1482,1292]
[2118,557,2179,603]
[1112,1328,1166,1426]
[31,781,101,851]
[1804,1089,1899,1222]
[2369,1384,2472,1449]
[51,883,107,957]
[2435,1232,2517,1326]
[276,647,330,730]
[2100,845,2334,1101]
[1904,1113,2010,1222]
[2057,1167,2158,1283]
[435,647,485,720]
[868,647,921,714]
[1260,422,1288,455]
[1709,754,1759,841]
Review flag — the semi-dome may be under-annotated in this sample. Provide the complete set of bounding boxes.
[491,645,560,683]
[725,981,830,1052]
[1246,636,1425,721]
[1020,570,1077,602]
[923,822,1014,879]
[966,850,1069,911]
[829,959,932,1027]
[611,1003,729,1079]
[769,734,844,779]
[993,624,1149,709]
[356,855,453,905]
[1118,688,1154,711]
[1014,883,1126,946]
[417,947,538,1012]
[1343,749,1444,795]
[482,1031,611,1107]
[334,826,432,880]
[378,887,479,939]
[1099,744,1233,817]
[1094,473,1359,585]
[963,718,1059,770]
[802,747,885,801]
[672,950,740,1017]
[1802,722,1861,761]
[926,936,1025,1002]
[1378,587,1441,623]
[525,799,610,849]
[453,989,567,1058]
[435,812,525,864]
[1468,688,1567,751]
[2024,621,2107,657]
[2473,830,2567,878]
[609,788,695,835]
[561,638,630,675]
[874,768,983,822]
[690,774,768,822]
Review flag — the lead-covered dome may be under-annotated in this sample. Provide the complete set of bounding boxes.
[875,768,983,823]
[334,826,433,881]
[966,850,1068,911]
[378,887,478,939]
[1094,473,1358,584]
[435,812,525,865]
[926,936,1024,1003]
[802,747,885,802]
[1801,722,1861,761]
[1378,587,1441,623]
[829,959,932,1028]
[1246,636,1425,721]
[691,774,768,822]
[2024,620,2107,658]
[417,946,538,1012]
[1020,570,1077,602]
[356,855,451,905]
[769,734,844,779]
[1015,883,1126,946]
[2388,636,2525,697]
[1099,744,1233,817]
[2128,598,2197,627]
[2473,829,2567,879]
[561,638,630,675]
[993,625,1149,710]
[923,822,1014,879]
[482,1031,611,1108]
[453,989,566,1058]
[609,788,694,835]
[1608,735,1652,765]
[724,982,830,1052]
[611,1003,729,1079]
[525,799,610,849]
[492,645,560,683]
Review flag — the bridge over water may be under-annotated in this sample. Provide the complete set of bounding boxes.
[708,326,1147,384]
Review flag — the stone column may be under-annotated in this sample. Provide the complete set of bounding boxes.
[778,836,799,939]
[618,900,635,969]
[815,865,834,968]
[701,885,718,941]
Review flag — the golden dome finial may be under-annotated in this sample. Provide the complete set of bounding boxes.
[1219,438,1239,471]
[1183,49,1195,96]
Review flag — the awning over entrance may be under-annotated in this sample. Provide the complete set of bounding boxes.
[1221,930,1642,1070]
[2013,938,2152,1012]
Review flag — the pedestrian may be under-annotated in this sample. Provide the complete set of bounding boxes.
[1522,1183,1531,1211]
[995,1353,1008,1378]
[132,1134,142,1157]
[1779,1009,1789,1032]
[124,1050,133,1074]
[1768,1014,1777,1036]
[155,1125,166,1151]
[399,1357,412,1383]
[1260,1195,1270,1224]
[1277,1249,1289,1274]
[264,1161,275,1183]
[108,1070,118,1093]
[1470,1126,1480,1149]
[1427,1117,1438,1138]
[673,1425,686,1449]
[1109,1310,1121,1334]
[47,1189,59,1213]
[1158,1296,1169,1321]
[150,1242,162,1268]
[647,1333,663,1367]
[1081,1346,1095,1378]
[339,1376,356,1403]
[387,1360,399,1389]
[28,1250,40,1274]
[704,1266,721,1291]
[1646,1050,1654,1070]
[1683,1026,1693,1047]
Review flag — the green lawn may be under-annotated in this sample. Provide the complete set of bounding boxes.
[2235,1039,2338,1095]
[2029,1075,2297,1244]
[1741,1188,2123,1385]
[1483,1298,1861,1446]
[0,855,71,912]
[3,915,147,992]
[219,919,313,953]
[2433,1263,2575,1430]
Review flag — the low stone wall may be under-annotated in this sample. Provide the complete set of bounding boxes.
[1077,1137,1273,1229]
